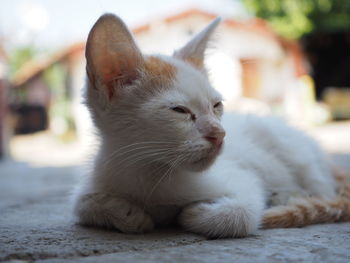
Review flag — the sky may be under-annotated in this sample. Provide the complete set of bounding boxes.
[0,0,248,51]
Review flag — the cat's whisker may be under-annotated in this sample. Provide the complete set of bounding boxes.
[143,169,171,209]
[104,138,195,167]
[104,141,176,155]
[103,145,177,166]
[105,140,178,154]
[102,141,180,165]
[164,154,188,183]
[113,151,177,173]
[143,154,184,208]
[104,148,179,174]
[134,150,189,174]
[152,153,185,175]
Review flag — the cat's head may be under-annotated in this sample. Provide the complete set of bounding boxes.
[85,14,225,172]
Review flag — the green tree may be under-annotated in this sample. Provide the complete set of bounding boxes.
[242,0,350,39]
[8,46,38,79]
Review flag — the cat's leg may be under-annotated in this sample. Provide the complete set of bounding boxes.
[268,188,310,206]
[178,170,265,238]
[178,197,263,238]
[296,161,337,200]
[74,193,154,233]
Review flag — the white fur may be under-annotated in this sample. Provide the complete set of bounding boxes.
[74,14,337,238]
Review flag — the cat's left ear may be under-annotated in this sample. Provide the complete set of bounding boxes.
[86,14,143,99]
[173,17,221,69]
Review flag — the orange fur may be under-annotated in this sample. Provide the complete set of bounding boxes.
[262,167,350,229]
[184,56,204,69]
[144,56,176,86]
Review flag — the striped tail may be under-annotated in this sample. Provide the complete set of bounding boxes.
[262,167,350,229]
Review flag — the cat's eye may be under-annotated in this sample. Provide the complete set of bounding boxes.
[171,106,189,114]
[214,101,223,108]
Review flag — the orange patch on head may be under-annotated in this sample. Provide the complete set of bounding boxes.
[144,56,176,87]
[184,56,204,69]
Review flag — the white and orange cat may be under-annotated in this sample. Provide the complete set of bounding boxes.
[74,14,350,238]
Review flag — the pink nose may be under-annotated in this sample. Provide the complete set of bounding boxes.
[205,130,226,146]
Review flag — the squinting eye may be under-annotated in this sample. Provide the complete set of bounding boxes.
[171,106,188,114]
[214,101,222,108]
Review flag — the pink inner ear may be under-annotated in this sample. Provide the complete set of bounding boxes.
[99,51,142,98]
[97,53,121,83]
[88,46,143,99]
[87,50,117,99]
[86,14,144,100]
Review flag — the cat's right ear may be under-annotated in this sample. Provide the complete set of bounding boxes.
[86,14,143,99]
[173,17,221,70]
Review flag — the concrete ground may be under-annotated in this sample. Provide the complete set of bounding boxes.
[1,122,350,263]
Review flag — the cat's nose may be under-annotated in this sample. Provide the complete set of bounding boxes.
[205,129,226,146]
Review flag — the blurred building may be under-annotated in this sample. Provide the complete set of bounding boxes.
[303,32,350,120]
[133,9,310,121]
[7,9,314,148]
[10,43,85,137]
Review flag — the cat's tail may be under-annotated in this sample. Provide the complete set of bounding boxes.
[262,166,350,229]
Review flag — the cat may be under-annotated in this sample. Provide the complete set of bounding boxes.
[74,13,350,238]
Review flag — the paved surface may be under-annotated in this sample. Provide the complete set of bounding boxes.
[1,123,350,263]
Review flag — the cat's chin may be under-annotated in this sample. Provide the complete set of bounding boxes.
[184,144,223,172]
[187,157,217,172]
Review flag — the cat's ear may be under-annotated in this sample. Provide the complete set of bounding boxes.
[173,17,221,69]
[86,14,143,99]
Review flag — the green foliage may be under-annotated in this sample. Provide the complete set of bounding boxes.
[8,46,39,78]
[242,0,350,39]
[43,64,68,119]
[44,63,76,137]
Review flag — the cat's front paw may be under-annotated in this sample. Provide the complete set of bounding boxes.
[75,193,154,234]
[178,197,260,238]
[112,200,155,233]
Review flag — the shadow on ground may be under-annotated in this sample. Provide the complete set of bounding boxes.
[0,155,350,263]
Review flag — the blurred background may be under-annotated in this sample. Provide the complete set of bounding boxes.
[1,2,350,260]
[0,0,350,168]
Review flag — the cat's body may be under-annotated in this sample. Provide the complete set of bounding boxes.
[74,14,349,238]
